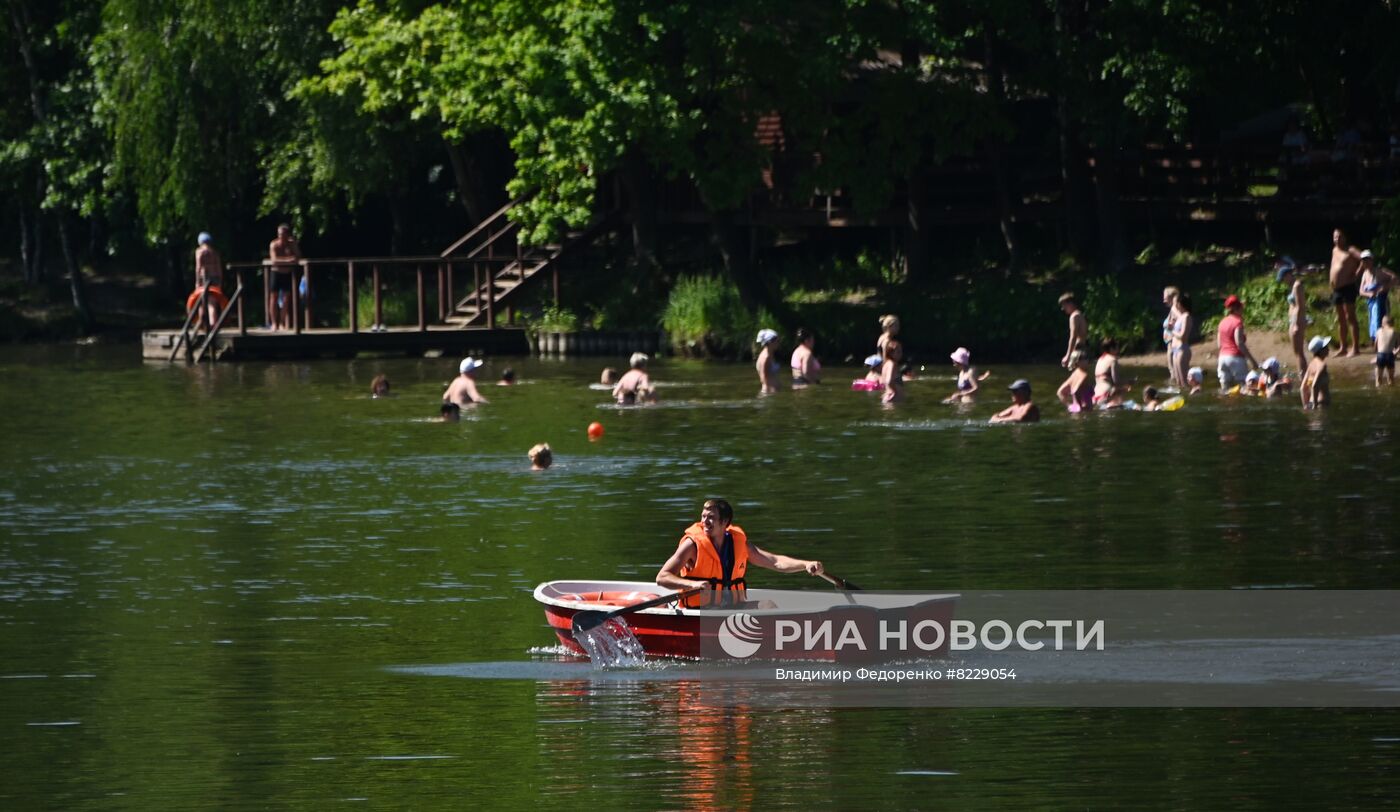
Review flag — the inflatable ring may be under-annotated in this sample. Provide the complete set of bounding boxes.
[186,286,229,314]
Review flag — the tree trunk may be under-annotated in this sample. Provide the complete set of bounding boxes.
[55,212,93,331]
[902,171,929,284]
[984,32,1019,272]
[709,210,777,317]
[1052,0,1093,263]
[1093,137,1128,274]
[444,137,499,227]
[621,151,658,271]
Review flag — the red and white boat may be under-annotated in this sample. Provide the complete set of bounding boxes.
[534,580,958,661]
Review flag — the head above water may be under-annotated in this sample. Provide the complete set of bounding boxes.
[1187,366,1204,384]
[795,327,814,346]
[1308,335,1332,356]
[460,357,483,375]
[1008,379,1032,400]
[879,314,900,334]
[756,328,779,347]
[440,401,461,421]
[629,352,648,369]
[370,374,390,396]
[197,232,212,245]
[500,367,516,383]
[949,347,971,367]
[528,442,552,469]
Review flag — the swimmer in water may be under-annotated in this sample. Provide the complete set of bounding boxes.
[790,327,822,386]
[944,347,990,403]
[370,374,391,398]
[756,328,781,394]
[613,353,655,405]
[527,442,552,470]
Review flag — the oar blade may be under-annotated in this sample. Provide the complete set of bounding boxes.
[571,609,609,635]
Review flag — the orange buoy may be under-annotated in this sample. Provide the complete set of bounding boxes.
[587,421,605,440]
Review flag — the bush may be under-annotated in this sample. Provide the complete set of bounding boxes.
[526,304,580,333]
[661,275,774,358]
[1081,275,1157,351]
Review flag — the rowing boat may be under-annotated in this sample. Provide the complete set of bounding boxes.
[534,580,958,661]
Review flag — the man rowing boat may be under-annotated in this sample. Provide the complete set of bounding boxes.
[657,499,823,607]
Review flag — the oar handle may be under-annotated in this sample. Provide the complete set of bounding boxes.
[602,585,706,621]
[818,572,860,591]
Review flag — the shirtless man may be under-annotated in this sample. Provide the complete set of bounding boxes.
[1058,293,1088,368]
[443,357,489,406]
[267,224,302,330]
[1330,229,1362,356]
[193,232,224,330]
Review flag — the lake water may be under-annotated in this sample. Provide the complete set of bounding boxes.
[3,346,1399,808]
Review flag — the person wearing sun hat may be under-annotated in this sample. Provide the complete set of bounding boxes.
[444,356,489,407]
[945,346,990,403]
[755,328,781,394]
[1215,294,1258,390]
[851,353,885,391]
[989,379,1040,424]
[1259,356,1290,397]
[1301,335,1331,408]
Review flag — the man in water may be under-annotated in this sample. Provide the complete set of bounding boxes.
[1330,228,1362,356]
[267,224,302,330]
[657,499,824,607]
[1058,293,1088,368]
[444,357,489,406]
[193,232,224,331]
[989,379,1041,423]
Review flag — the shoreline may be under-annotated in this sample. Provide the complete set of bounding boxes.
[1119,328,1380,378]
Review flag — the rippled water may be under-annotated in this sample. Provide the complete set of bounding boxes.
[2,345,1400,808]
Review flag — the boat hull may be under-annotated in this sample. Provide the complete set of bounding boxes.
[535,580,958,662]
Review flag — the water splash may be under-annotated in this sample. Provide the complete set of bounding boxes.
[573,617,647,669]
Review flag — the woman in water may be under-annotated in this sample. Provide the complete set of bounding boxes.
[790,328,822,386]
[876,314,900,355]
[944,347,989,403]
[1169,293,1194,391]
[755,329,781,394]
[1093,339,1124,408]
[880,339,905,404]
[1056,349,1094,412]
[613,352,655,405]
[1161,287,1183,386]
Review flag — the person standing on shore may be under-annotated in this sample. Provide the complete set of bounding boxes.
[1359,250,1396,347]
[268,224,302,331]
[1169,293,1194,391]
[1330,229,1362,356]
[1059,293,1088,368]
[1161,287,1183,385]
[1216,295,1258,390]
[1277,260,1309,373]
[193,232,224,331]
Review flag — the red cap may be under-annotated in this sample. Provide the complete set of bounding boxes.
[1224,295,1242,309]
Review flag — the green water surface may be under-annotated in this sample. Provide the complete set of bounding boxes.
[2,346,1398,809]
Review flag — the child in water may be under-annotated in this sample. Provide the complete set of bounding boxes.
[527,443,553,470]
[944,347,990,403]
[1141,386,1163,411]
[1301,336,1331,409]
[1243,370,1263,396]
[1186,367,1205,396]
[1259,357,1290,397]
[1376,315,1397,386]
[851,354,885,391]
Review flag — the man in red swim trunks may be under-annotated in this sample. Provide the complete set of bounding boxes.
[657,499,823,607]
[1330,228,1362,356]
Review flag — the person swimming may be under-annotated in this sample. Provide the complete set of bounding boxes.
[852,354,884,391]
[944,347,989,403]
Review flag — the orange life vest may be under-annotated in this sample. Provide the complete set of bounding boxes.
[679,522,749,606]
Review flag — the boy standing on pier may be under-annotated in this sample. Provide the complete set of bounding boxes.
[268,224,302,330]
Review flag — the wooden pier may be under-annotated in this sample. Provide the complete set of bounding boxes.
[142,325,530,362]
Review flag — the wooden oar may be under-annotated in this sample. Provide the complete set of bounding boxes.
[818,572,861,591]
[570,586,707,636]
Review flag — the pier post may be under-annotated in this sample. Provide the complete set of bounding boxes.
[416,265,427,331]
[373,265,383,329]
[236,268,246,336]
[348,261,358,333]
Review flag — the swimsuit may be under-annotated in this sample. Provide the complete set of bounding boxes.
[1332,281,1360,306]
[1379,351,1396,371]
[1363,279,1390,339]
[957,372,974,392]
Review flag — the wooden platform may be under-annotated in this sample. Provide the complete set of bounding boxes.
[143,325,531,362]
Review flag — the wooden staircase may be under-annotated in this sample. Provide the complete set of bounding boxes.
[440,195,617,328]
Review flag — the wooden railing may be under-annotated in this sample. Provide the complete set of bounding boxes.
[223,255,528,334]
